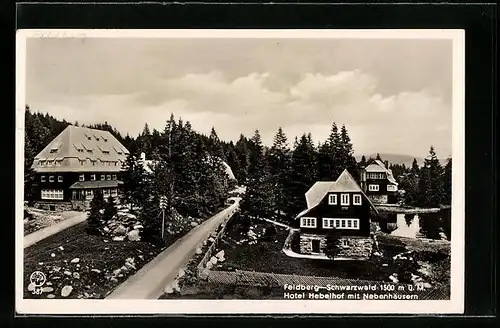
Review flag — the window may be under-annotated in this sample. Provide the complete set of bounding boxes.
[106,175,111,180]
[367,172,385,179]
[103,189,110,197]
[323,218,336,228]
[90,174,96,181]
[40,176,46,182]
[41,189,64,200]
[39,160,45,166]
[387,185,397,192]
[85,190,93,199]
[101,175,105,181]
[49,176,55,182]
[111,189,118,197]
[341,240,349,247]
[112,174,117,180]
[368,184,379,191]
[57,176,63,182]
[300,217,317,228]
[341,194,350,206]
[79,174,85,182]
[328,194,337,205]
[325,218,360,230]
[353,194,362,205]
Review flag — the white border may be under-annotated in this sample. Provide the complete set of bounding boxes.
[15,29,465,315]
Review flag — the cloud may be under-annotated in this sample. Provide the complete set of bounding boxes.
[25,38,452,157]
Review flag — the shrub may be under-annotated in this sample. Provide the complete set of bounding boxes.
[86,190,104,235]
[262,224,277,241]
[102,196,117,222]
[324,229,342,260]
[238,215,251,235]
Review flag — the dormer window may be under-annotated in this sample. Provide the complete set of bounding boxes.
[328,194,337,205]
[340,194,350,206]
[101,174,105,181]
[90,174,96,181]
[79,174,85,182]
[353,194,362,205]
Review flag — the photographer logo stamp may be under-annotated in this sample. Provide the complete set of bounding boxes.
[28,271,46,295]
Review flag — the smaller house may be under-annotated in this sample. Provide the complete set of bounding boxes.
[360,159,399,204]
[294,169,379,260]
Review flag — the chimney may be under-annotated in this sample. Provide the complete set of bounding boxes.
[360,165,367,192]
[140,152,146,161]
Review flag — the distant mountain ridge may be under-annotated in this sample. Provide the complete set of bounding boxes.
[354,153,449,167]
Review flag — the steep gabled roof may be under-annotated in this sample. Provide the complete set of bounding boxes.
[365,159,398,185]
[296,169,379,220]
[32,125,129,172]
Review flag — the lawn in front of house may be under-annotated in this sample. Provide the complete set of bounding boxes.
[214,216,451,290]
[213,217,398,280]
[23,221,187,299]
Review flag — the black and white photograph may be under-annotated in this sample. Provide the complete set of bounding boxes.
[16,29,465,314]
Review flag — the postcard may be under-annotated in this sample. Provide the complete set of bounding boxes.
[16,29,465,314]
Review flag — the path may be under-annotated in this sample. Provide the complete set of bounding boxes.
[24,212,88,249]
[105,199,240,300]
[255,217,291,229]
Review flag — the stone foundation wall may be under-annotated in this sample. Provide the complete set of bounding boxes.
[299,234,327,254]
[299,233,373,259]
[336,237,373,258]
[71,200,91,211]
[369,194,388,204]
[34,201,74,212]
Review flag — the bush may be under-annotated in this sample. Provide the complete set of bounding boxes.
[103,196,117,222]
[86,190,104,235]
[262,224,277,241]
[324,229,342,260]
[238,215,251,235]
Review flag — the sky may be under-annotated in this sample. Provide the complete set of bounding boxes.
[24,36,453,158]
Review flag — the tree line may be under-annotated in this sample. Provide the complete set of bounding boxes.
[24,106,452,226]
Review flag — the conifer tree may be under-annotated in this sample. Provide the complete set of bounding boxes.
[103,196,117,222]
[86,190,104,235]
[288,134,318,217]
[241,130,275,219]
[442,157,452,205]
[121,153,148,209]
[266,127,291,218]
[235,134,251,183]
[411,158,420,175]
[418,146,445,207]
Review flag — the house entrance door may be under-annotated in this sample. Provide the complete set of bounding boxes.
[311,239,321,253]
